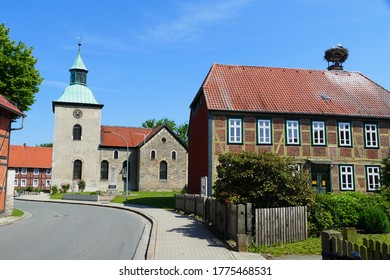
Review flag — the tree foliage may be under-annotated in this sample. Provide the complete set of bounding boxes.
[382,150,390,188]
[142,117,188,144]
[0,23,43,112]
[213,152,314,208]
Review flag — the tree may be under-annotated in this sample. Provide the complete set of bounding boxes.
[213,152,314,208]
[142,117,188,144]
[0,23,43,112]
[37,143,53,147]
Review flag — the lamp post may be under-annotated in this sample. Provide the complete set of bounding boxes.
[104,131,129,200]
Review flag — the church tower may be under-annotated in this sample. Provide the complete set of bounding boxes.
[52,44,104,191]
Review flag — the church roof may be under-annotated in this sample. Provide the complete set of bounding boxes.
[56,84,100,105]
[70,50,88,71]
[9,145,52,168]
[100,126,153,148]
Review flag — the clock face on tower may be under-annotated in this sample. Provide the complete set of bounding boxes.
[73,109,83,119]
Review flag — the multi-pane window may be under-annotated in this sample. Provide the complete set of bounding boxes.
[312,121,326,145]
[21,179,26,187]
[228,118,242,144]
[73,124,82,140]
[21,168,27,174]
[73,160,82,180]
[33,168,39,175]
[339,165,354,191]
[364,124,378,148]
[159,161,168,180]
[33,179,38,187]
[46,169,51,175]
[46,180,51,187]
[257,119,271,144]
[14,179,18,187]
[366,166,381,192]
[286,120,300,145]
[338,122,351,146]
[100,160,109,180]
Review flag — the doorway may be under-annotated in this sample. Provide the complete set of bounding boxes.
[310,163,331,193]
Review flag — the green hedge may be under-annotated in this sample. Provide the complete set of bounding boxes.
[308,192,390,236]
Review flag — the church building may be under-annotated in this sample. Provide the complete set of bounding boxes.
[51,45,188,192]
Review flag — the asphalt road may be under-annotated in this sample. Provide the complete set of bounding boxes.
[0,200,147,260]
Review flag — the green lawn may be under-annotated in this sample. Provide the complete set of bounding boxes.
[111,191,179,209]
[12,208,24,217]
[251,233,390,257]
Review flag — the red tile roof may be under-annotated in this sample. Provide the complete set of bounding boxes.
[100,126,153,148]
[9,145,52,168]
[0,94,24,116]
[200,64,390,118]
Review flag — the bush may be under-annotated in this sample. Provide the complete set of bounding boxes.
[51,185,58,195]
[78,179,86,192]
[358,206,390,234]
[61,183,70,193]
[307,194,334,237]
[213,152,314,208]
[25,186,33,192]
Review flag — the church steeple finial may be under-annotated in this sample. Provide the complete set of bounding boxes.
[77,36,82,53]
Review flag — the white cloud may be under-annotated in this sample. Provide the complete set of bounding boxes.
[145,0,254,43]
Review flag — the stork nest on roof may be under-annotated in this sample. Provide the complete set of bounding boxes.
[324,46,349,63]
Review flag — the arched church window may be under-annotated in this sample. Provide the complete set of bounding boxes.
[101,160,109,180]
[73,124,82,140]
[150,150,156,160]
[159,161,168,180]
[113,150,119,159]
[171,151,177,160]
[73,160,82,180]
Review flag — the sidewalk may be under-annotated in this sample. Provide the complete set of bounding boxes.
[2,194,265,260]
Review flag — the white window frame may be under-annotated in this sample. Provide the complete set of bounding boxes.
[286,120,300,145]
[46,180,51,187]
[364,124,378,148]
[338,122,352,146]
[339,165,354,191]
[228,118,242,144]
[33,168,39,175]
[15,168,19,174]
[257,119,271,144]
[366,166,381,192]
[312,121,326,145]
[21,168,27,175]
[14,179,18,187]
[46,169,51,175]
[21,179,27,187]
[33,179,38,187]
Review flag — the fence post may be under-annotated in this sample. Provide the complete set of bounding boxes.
[342,227,357,243]
[321,230,343,260]
[236,204,248,252]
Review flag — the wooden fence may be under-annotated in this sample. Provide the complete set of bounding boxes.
[254,206,307,247]
[322,229,390,260]
[175,194,307,251]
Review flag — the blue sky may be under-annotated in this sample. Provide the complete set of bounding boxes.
[2,0,390,146]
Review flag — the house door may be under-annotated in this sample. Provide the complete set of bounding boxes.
[311,164,331,193]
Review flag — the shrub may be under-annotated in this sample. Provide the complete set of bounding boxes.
[25,186,33,192]
[78,179,86,192]
[51,185,58,195]
[213,152,314,208]
[330,192,364,228]
[358,206,390,234]
[61,183,70,193]
[307,194,334,237]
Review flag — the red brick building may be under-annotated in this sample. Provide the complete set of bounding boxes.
[9,145,52,191]
[188,64,390,195]
[0,94,24,216]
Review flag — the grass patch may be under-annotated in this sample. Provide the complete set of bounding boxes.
[111,191,179,209]
[50,191,100,200]
[251,233,390,257]
[12,208,24,217]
